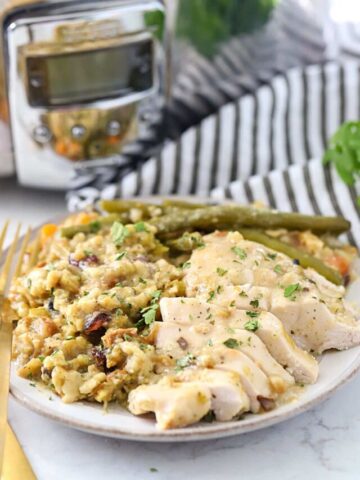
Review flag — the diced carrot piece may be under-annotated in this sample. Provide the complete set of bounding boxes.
[76,212,98,225]
[40,224,58,246]
[325,254,350,277]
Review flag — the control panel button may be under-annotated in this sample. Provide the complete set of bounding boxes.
[33,125,52,144]
[107,120,121,137]
[71,125,87,139]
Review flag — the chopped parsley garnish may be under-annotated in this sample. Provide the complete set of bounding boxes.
[231,246,247,260]
[207,290,216,302]
[136,290,161,328]
[150,467,158,473]
[89,220,101,233]
[141,307,157,326]
[239,290,248,297]
[284,283,300,299]
[230,300,236,307]
[223,338,239,349]
[249,299,259,308]
[123,334,134,342]
[274,264,283,274]
[246,310,259,318]
[151,290,161,301]
[267,253,277,260]
[116,251,127,261]
[134,221,148,232]
[202,410,216,423]
[176,353,196,370]
[244,319,259,332]
[111,222,129,246]
[181,261,191,270]
[38,355,45,362]
[216,267,228,276]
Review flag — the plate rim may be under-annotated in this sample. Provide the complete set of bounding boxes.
[8,195,360,442]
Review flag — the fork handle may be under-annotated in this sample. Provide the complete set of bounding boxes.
[1,423,36,480]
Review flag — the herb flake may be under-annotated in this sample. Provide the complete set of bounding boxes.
[244,319,259,332]
[231,246,247,260]
[111,222,129,246]
[223,338,239,349]
[284,283,300,299]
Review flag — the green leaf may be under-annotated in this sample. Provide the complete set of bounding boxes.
[151,290,162,302]
[116,251,127,261]
[216,267,228,276]
[223,338,239,349]
[111,222,129,246]
[181,261,191,270]
[134,222,148,232]
[231,246,247,260]
[323,121,360,189]
[284,283,300,298]
[176,353,196,370]
[249,299,259,308]
[202,410,216,422]
[274,264,283,274]
[246,310,259,318]
[143,308,157,325]
[89,221,101,233]
[244,319,259,332]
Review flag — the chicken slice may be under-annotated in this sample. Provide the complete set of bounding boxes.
[159,297,318,384]
[198,345,275,412]
[155,319,294,389]
[185,231,360,354]
[177,368,250,421]
[128,379,211,430]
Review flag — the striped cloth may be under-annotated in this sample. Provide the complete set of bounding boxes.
[67,61,360,247]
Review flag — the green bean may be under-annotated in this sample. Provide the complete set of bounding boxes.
[166,232,205,252]
[161,199,210,210]
[150,205,350,235]
[99,199,157,215]
[238,228,343,285]
[60,214,120,239]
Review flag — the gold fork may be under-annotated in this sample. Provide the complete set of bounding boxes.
[0,222,36,480]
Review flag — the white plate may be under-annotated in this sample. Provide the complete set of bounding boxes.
[9,201,360,442]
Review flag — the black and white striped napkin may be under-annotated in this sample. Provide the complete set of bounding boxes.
[67,61,360,247]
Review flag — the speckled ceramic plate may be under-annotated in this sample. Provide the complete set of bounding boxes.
[8,198,360,442]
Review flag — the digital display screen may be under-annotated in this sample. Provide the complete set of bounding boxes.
[27,39,153,107]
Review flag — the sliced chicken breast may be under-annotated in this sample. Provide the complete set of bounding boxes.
[155,319,294,389]
[185,231,360,354]
[177,368,250,421]
[128,380,211,430]
[159,297,318,384]
[198,345,275,412]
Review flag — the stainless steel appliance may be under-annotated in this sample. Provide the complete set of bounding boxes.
[0,0,166,188]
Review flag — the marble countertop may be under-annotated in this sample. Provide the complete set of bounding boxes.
[2,178,360,480]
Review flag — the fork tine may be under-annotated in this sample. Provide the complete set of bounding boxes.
[0,223,21,294]
[14,227,32,279]
[0,220,9,256]
[28,231,41,270]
